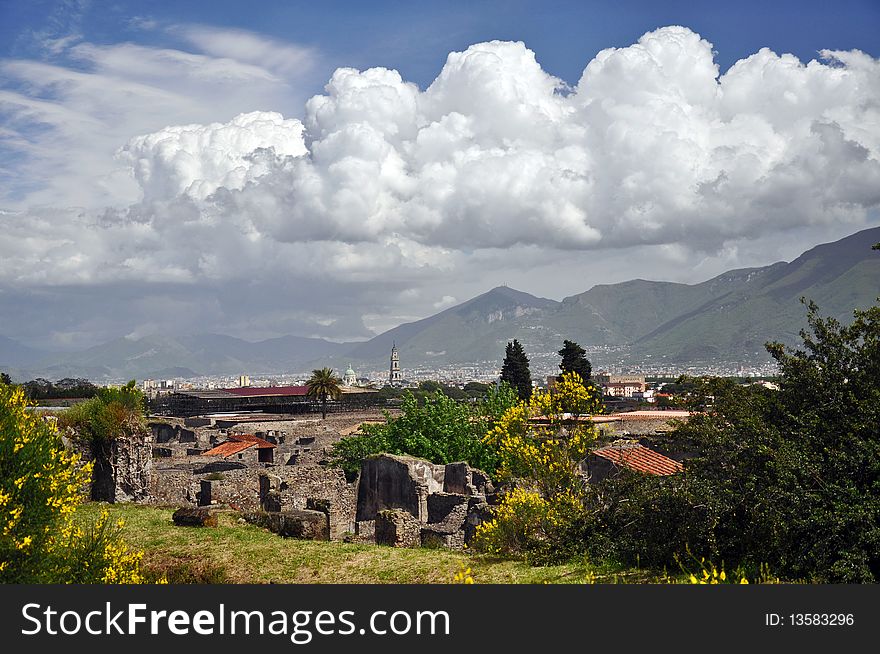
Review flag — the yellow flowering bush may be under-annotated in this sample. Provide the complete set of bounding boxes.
[472,487,589,562]
[679,557,780,585]
[0,382,147,583]
[484,372,600,496]
[474,373,602,562]
[451,563,475,584]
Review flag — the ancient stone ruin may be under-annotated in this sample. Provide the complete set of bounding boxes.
[66,430,153,503]
[67,409,500,551]
[354,454,494,549]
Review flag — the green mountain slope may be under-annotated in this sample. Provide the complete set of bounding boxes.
[6,227,878,379]
[342,286,562,366]
[632,227,880,362]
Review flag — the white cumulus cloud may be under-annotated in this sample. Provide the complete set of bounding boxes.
[2,26,879,347]
[116,27,879,258]
[118,111,307,202]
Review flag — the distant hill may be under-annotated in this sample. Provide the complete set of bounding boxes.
[0,336,49,369]
[334,226,880,370]
[341,285,562,365]
[4,227,878,381]
[631,226,880,363]
[15,333,349,381]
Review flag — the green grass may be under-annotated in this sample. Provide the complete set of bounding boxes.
[76,503,663,584]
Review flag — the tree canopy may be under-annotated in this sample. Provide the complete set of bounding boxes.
[598,299,880,582]
[500,339,532,400]
[557,339,592,382]
[20,377,99,400]
[306,368,343,419]
[328,382,519,480]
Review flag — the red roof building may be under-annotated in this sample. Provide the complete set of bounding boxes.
[222,385,310,397]
[202,433,276,462]
[585,442,683,482]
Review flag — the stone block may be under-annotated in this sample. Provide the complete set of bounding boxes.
[420,526,465,550]
[427,492,469,529]
[375,509,421,548]
[172,507,218,527]
[243,510,329,540]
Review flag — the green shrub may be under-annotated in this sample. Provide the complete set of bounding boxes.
[0,383,146,583]
[596,300,880,582]
[328,383,518,480]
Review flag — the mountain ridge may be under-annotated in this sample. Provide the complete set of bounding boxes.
[2,227,878,381]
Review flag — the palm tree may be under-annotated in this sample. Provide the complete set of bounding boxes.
[306,367,343,419]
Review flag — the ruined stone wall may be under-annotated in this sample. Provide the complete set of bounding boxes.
[274,466,356,539]
[149,462,357,537]
[354,455,494,550]
[355,454,446,522]
[111,432,153,502]
[150,468,197,505]
[66,430,152,503]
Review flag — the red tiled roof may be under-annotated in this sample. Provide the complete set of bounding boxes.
[608,410,691,420]
[202,434,276,458]
[223,385,310,397]
[591,443,683,476]
[202,440,255,458]
[228,433,276,449]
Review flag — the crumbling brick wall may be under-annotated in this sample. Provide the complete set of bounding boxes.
[68,430,153,503]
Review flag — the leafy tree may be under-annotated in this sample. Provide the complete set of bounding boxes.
[23,377,98,400]
[599,299,880,582]
[463,381,490,399]
[418,380,442,394]
[500,339,532,400]
[0,373,10,386]
[328,386,519,480]
[0,384,145,582]
[374,385,404,402]
[306,367,343,419]
[473,372,603,562]
[478,381,520,424]
[442,385,468,401]
[557,339,592,382]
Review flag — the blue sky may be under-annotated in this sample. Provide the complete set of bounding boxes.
[3,0,879,91]
[0,0,879,350]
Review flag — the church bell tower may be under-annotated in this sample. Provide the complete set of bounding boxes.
[389,343,402,385]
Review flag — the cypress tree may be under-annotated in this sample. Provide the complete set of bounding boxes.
[558,339,592,383]
[500,339,532,400]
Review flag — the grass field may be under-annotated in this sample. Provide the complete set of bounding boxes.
[77,503,667,584]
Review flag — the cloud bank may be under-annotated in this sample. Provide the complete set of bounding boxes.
[125,28,880,252]
[2,26,879,347]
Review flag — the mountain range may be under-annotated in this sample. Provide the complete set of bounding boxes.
[2,226,878,381]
